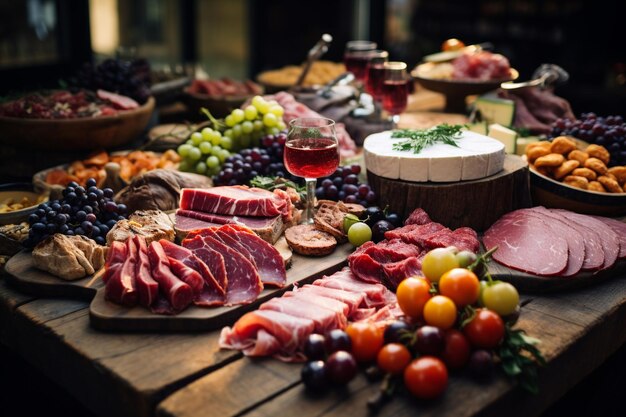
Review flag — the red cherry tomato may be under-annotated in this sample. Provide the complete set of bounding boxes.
[377,343,412,375]
[441,329,471,369]
[346,322,384,362]
[463,308,505,349]
[438,268,480,307]
[396,276,432,319]
[403,356,448,399]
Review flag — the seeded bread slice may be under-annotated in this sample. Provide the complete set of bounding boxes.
[284,224,337,256]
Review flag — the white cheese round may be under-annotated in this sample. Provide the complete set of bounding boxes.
[363,130,506,182]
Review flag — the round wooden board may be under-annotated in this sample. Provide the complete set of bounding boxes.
[4,250,101,299]
[367,154,531,232]
[88,244,353,332]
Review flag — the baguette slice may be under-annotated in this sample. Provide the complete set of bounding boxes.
[284,224,337,256]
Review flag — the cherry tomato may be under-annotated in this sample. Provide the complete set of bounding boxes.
[441,329,470,369]
[441,38,465,52]
[482,282,520,316]
[423,295,457,329]
[346,322,384,362]
[403,356,448,399]
[439,268,480,307]
[396,276,432,319]
[463,308,505,349]
[377,343,412,375]
[421,248,459,283]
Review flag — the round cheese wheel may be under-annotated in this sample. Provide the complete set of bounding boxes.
[363,130,506,182]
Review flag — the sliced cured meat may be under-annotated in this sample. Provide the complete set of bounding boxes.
[259,296,347,333]
[592,216,626,259]
[104,238,138,306]
[159,239,225,295]
[290,284,364,315]
[284,291,350,317]
[424,228,480,253]
[167,257,204,294]
[551,209,620,270]
[219,309,315,362]
[314,268,395,308]
[147,241,194,311]
[349,252,383,284]
[404,208,432,225]
[384,224,421,240]
[392,222,448,246]
[179,186,291,220]
[521,207,585,276]
[175,211,284,244]
[133,236,159,308]
[103,241,127,284]
[382,257,422,290]
[362,239,421,263]
[182,237,228,291]
[483,211,568,276]
[189,235,263,305]
[358,302,405,323]
[197,227,258,268]
[221,224,287,287]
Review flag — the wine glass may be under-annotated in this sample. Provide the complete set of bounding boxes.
[382,61,410,128]
[364,49,389,102]
[343,40,377,83]
[284,117,340,224]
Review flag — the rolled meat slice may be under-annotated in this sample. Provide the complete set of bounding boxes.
[147,241,193,311]
[104,238,138,306]
[134,236,159,308]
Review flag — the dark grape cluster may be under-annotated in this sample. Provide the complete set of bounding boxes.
[71,58,152,104]
[301,330,358,392]
[316,164,377,207]
[550,113,626,165]
[213,131,299,186]
[24,178,127,248]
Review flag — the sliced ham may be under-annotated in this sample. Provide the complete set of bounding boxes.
[592,216,626,259]
[147,241,194,311]
[219,309,315,362]
[259,296,346,333]
[284,291,350,317]
[290,284,364,315]
[483,210,569,276]
[179,186,291,220]
[133,236,159,308]
[314,268,396,308]
[104,237,138,306]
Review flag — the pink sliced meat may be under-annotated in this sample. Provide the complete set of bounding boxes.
[219,309,315,362]
[104,238,138,306]
[221,224,287,287]
[314,268,395,308]
[103,241,127,284]
[259,296,347,333]
[521,207,585,276]
[551,209,620,270]
[483,210,568,276]
[192,227,257,268]
[190,235,263,305]
[179,186,291,219]
[182,237,228,291]
[167,257,204,294]
[291,284,364,315]
[424,227,480,253]
[284,291,350,317]
[97,89,139,110]
[404,208,432,225]
[381,257,422,290]
[592,216,626,259]
[133,236,159,307]
[361,239,421,263]
[147,241,194,311]
[348,252,383,284]
[358,302,405,323]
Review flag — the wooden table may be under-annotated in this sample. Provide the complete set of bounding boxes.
[1,267,625,417]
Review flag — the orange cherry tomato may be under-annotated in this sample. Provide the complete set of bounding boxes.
[463,308,505,349]
[441,38,465,52]
[439,268,480,307]
[423,295,457,329]
[396,276,432,319]
[346,322,384,362]
[441,329,471,369]
[377,343,412,375]
[403,356,448,399]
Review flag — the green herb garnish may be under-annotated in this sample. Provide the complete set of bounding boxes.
[391,124,465,154]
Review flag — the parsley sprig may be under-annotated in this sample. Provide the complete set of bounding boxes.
[391,124,465,154]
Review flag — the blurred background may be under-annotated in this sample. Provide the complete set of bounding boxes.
[0,0,624,115]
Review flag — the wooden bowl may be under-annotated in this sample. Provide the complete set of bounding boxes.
[529,165,626,216]
[0,96,155,151]
[411,65,519,113]
[0,186,48,225]
[182,87,261,119]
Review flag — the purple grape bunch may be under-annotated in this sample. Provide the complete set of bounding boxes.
[25,178,127,248]
[315,164,377,207]
[550,113,626,165]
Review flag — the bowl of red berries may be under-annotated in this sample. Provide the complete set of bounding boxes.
[0,89,155,151]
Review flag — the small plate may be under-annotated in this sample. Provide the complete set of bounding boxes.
[0,188,48,225]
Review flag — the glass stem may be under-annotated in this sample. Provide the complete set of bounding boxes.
[305,178,316,224]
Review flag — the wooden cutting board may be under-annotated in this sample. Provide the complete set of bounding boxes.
[88,244,353,332]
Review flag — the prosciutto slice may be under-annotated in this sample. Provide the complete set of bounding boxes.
[104,237,138,306]
[259,296,346,333]
[313,268,396,308]
[133,236,159,307]
[179,186,291,220]
[102,241,127,284]
[290,284,364,315]
[219,309,315,362]
[147,241,194,311]
[167,257,204,294]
